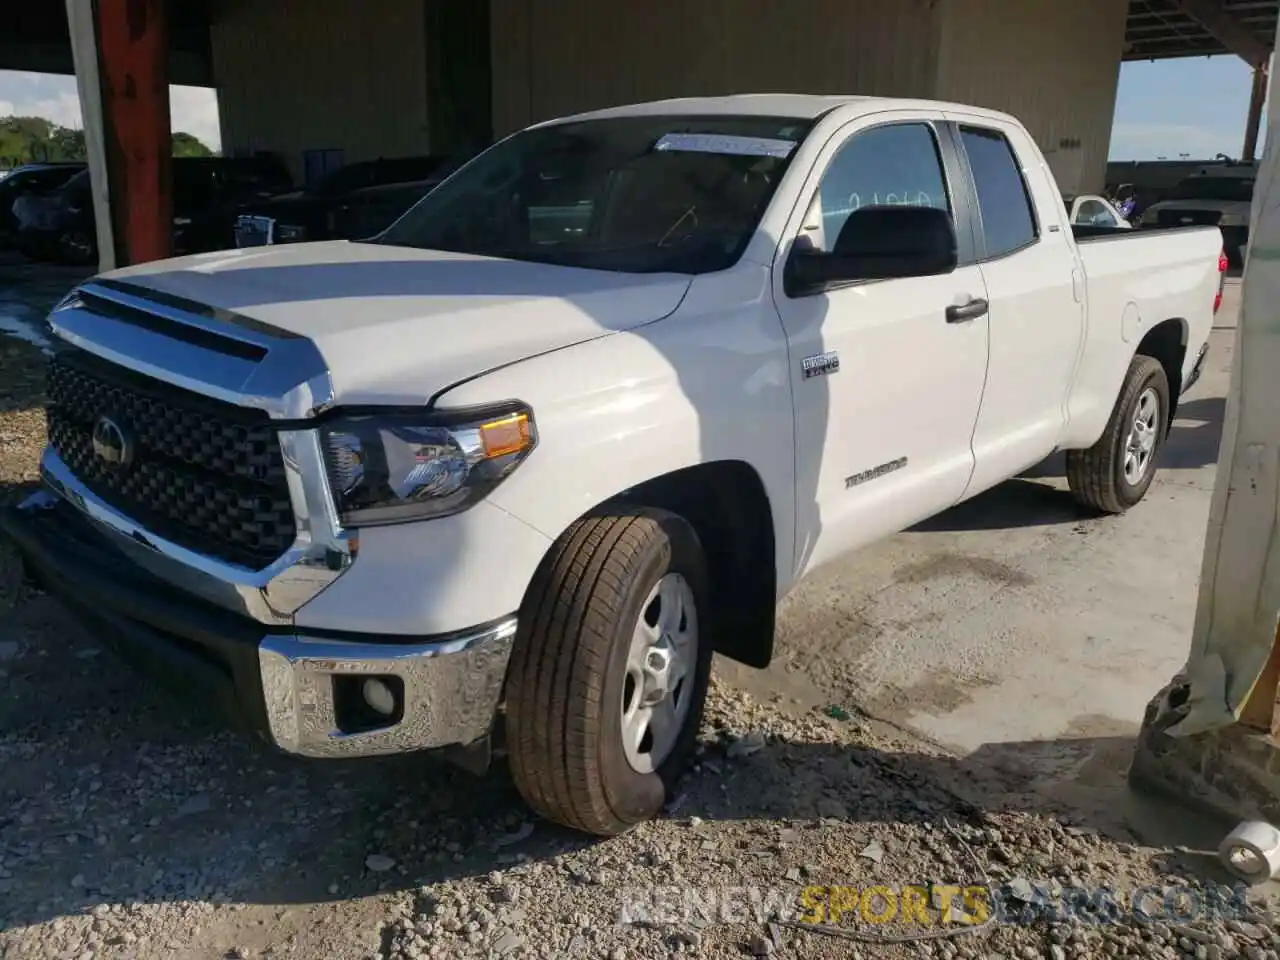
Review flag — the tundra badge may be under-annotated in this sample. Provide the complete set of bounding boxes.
[802,351,840,379]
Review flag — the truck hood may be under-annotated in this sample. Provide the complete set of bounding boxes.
[104,240,693,405]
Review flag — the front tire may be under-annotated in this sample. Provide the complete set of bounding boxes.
[1067,354,1170,514]
[505,507,713,836]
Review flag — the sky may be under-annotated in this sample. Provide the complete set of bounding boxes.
[1110,55,1268,161]
[0,54,1270,163]
[0,69,221,151]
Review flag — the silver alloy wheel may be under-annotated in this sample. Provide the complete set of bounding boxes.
[1123,386,1160,486]
[620,572,699,775]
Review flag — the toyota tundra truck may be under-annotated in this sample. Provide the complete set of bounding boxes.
[1,95,1226,836]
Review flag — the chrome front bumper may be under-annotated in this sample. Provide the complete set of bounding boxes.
[3,491,516,759]
[259,619,516,758]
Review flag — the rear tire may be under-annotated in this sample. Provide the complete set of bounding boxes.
[1067,354,1170,514]
[504,507,713,837]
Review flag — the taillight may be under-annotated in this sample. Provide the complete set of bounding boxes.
[1214,249,1228,313]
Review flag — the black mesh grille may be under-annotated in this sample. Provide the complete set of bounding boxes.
[45,346,296,569]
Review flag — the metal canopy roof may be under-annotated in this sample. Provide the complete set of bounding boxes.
[1125,0,1277,61]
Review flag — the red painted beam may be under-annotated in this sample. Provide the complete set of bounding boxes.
[94,0,172,265]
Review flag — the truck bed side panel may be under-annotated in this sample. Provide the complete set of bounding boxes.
[1060,227,1221,449]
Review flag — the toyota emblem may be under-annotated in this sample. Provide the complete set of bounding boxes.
[91,415,135,473]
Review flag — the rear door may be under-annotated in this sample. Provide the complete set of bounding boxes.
[945,116,1085,496]
[772,113,990,577]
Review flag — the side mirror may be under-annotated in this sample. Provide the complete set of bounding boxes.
[785,205,958,297]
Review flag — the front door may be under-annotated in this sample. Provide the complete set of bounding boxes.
[772,116,990,579]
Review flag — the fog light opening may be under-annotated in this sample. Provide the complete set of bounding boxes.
[362,678,396,717]
[332,674,405,734]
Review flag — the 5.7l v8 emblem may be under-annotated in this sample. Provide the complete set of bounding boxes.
[801,351,840,379]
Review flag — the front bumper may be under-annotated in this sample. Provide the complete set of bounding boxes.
[1,494,515,759]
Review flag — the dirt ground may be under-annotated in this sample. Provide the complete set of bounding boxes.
[1,264,1278,960]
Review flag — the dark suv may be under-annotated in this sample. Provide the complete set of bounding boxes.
[232,155,462,247]
[0,162,86,249]
[15,155,293,265]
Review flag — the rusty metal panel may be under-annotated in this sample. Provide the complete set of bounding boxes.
[934,0,1129,194]
[210,0,431,181]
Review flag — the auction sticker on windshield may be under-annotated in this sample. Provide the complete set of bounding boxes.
[653,133,797,158]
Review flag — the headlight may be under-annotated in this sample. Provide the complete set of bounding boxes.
[320,405,536,527]
[276,224,308,242]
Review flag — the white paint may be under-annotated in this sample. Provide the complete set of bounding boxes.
[80,93,1223,637]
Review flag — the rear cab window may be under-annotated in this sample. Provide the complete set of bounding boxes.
[958,126,1039,259]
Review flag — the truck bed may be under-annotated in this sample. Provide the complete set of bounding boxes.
[1063,221,1222,445]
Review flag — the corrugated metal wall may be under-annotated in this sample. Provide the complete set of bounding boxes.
[490,0,1127,193]
[490,0,941,136]
[211,0,431,182]
[933,0,1128,193]
[209,0,1127,194]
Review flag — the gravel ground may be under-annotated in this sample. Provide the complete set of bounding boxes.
[2,271,1280,960]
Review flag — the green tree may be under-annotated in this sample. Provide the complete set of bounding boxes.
[172,132,213,157]
[0,117,215,168]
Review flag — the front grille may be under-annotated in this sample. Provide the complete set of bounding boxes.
[46,345,296,569]
[1157,209,1222,227]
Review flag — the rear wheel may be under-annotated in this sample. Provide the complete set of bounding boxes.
[504,507,713,836]
[1067,354,1170,513]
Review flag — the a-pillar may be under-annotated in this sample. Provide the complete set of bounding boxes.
[65,0,172,272]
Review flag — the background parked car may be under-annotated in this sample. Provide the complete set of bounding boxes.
[232,154,464,247]
[1062,193,1133,229]
[0,161,85,249]
[325,172,462,241]
[1138,165,1255,265]
[15,155,293,265]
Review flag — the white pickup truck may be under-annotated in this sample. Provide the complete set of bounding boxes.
[3,95,1225,836]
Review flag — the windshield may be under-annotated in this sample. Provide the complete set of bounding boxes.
[373,115,812,274]
[1166,176,1254,203]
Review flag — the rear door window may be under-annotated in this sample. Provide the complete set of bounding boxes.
[959,126,1038,258]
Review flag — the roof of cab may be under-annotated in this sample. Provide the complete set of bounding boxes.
[552,93,1021,126]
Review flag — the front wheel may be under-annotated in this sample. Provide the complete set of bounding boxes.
[504,507,713,836]
[1067,354,1170,514]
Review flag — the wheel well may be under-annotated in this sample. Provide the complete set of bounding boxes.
[611,461,778,668]
[1136,318,1187,425]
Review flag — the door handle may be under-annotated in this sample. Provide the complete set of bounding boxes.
[945,298,989,323]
